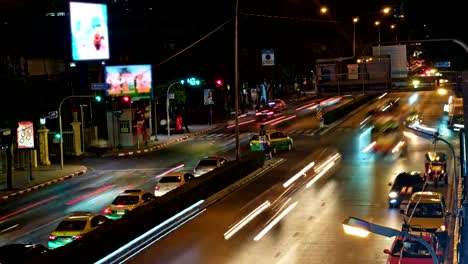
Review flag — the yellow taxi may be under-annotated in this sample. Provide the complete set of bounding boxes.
[48,212,107,249]
[250,130,293,155]
[400,191,450,246]
[104,189,156,220]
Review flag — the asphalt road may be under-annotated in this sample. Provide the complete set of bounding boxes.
[126,91,457,264]
[0,96,339,248]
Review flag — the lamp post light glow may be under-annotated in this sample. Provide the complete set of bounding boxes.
[320,7,328,14]
[382,7,391,14]
[342,216,439,264]
[353,17,359,57]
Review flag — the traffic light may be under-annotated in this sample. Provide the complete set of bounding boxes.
[185,77,201,86]
[95,95,102,102]
[54,133,61,139]
[122,96,131,103]
[215,79,223,87]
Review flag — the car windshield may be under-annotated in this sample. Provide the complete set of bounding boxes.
[394,175,423,186]
[112,195,139,205]
[390,239,433,258]
[197,160,218,167]
[406,203,443,218]
[159,176,182,183]
[55,220,87,231]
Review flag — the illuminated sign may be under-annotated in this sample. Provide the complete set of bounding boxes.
[70,2,110,61]
[17,121,34,149]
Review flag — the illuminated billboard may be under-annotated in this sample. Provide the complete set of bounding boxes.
[105,64,152,98]
[70,2,110,61]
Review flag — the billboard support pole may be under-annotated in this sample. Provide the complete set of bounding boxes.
[166,82,180,139]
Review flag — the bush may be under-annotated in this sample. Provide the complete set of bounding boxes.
[35,152,264,263]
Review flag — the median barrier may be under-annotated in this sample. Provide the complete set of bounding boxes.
[34,152,265,263]
[323,94,379,125]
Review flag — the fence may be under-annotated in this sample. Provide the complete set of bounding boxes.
[0,148,33,175]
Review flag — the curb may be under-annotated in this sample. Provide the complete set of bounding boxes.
[112,127,220,157]
[0,168,88,201]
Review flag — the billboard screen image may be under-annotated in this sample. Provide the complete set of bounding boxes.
[105,64,152,98]
[70,2,110,61]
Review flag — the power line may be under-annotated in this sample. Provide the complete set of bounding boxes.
[240,12,336,23]
[154,19,232,68]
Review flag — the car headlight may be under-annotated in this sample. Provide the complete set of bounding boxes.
[388,191,398,198]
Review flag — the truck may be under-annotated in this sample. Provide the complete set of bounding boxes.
[446,96,463,129]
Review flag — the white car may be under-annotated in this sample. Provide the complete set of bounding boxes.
[193,156,228,176]
[154,172,195,196]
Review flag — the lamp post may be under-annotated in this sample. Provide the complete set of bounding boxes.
[234,0,240,160]
[375,20,381,56]
[352,17,359,57]
[343,216,439,264]
[79,104,88,153]
[166,82,182,139]
[390,24,397,44]
[58,95,95,169]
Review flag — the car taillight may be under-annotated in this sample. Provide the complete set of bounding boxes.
[49,235,56,240]
[104,208,111,214]
[155,185,160,190]
[72,235,83,240]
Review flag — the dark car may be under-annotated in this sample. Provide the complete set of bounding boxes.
[388,171,425,208]
[0,243,49,263]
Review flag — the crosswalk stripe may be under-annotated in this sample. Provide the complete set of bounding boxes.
[289,130,297,134]
[305,129,314,133]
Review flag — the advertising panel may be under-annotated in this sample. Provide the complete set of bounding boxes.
[105,64,152,98]
[17,121,34,149]
[204,89,215,105]
[70,2,110,61]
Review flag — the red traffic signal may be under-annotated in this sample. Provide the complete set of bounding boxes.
[215,79,223,87]
[122,96,131,103]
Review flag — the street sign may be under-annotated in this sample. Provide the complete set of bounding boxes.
[113,110,123,117]
[434,61,451,68]
[48,111,58,119]
[91,83,108,90]
[168,93,175,99]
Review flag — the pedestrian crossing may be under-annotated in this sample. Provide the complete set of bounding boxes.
[194,127,360,140]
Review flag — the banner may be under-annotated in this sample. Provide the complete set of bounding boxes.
[262,49,275,66]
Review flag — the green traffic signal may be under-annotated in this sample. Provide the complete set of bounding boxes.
[54,133,61,139]
[95,95,102,102]
[186,77,201,86]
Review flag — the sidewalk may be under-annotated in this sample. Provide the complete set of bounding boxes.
[0,97,320,201]
[108,124,222,157]
[0,164,88,201]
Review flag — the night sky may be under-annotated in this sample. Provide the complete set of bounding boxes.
[0,0,467,124]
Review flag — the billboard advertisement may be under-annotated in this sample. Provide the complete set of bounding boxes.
[17,121,34,149]
[70,2,110,61]
[105,64,152,98]
[204,89,215,105]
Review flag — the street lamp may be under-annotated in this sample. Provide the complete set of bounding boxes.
[58,95,95,169]
[390,24,397,44]
[353,17,359,57]
[166,81,184,139]
[234,0,241,160]
[320,7,328,14]
[375,20,381,56]
[342,216,439,264]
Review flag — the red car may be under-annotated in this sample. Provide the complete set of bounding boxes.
[384,232,444,264]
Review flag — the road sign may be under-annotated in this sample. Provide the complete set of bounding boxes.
[316,110,323,120]
[48,111,58,119]
[113,110,123,117]
[168,93,175,99]
[91,83,108,90]
[434,61,451,68]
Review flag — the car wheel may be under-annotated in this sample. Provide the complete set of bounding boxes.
[288,143,292,151]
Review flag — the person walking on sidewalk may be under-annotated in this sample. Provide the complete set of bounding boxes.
[181,110,190,133]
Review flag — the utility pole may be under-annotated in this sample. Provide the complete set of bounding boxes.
[234,0,241,161]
